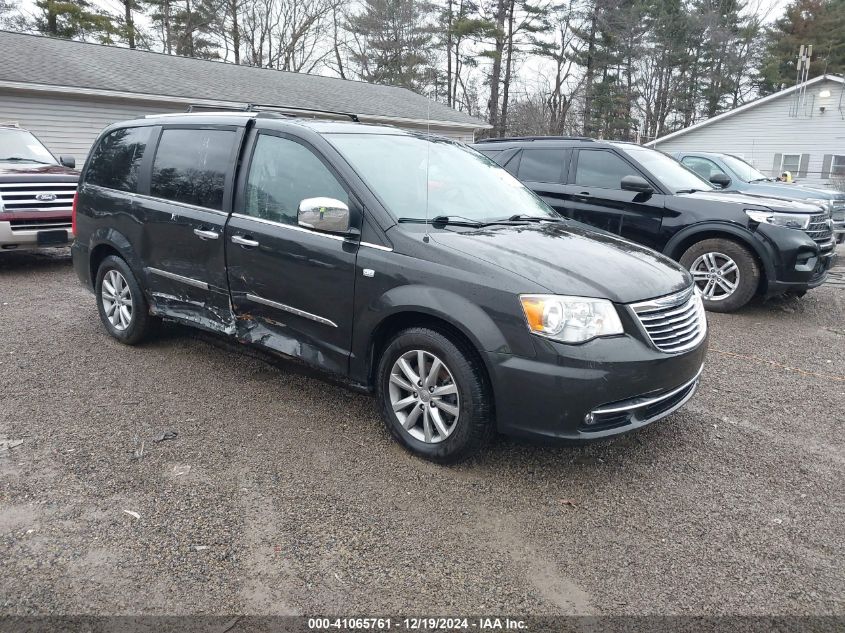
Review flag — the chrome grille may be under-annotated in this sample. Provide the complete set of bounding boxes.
[804,211,833,247]
[9,217,72,232]
[630,287,707,354]
[0,182,77,212]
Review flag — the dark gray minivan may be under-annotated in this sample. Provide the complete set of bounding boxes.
[72,112,708,462]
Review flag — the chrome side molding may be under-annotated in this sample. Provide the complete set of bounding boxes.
[245,293,338,328]
[146,267,209,290]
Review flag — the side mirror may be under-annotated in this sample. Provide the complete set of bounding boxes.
[298,197,350,234]
[709,173,731,188]
[59,155,76,169]
[621,175,653,194]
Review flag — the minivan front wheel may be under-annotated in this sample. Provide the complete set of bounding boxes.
[377,327,492,463]
[680,238,759,312]
[95,255,154,345]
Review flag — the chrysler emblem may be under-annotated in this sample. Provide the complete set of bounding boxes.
[35,193,57,202]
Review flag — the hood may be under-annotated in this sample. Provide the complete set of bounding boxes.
[683,190,823,214]
[0,162,79,182]
[738,181,844,202]
[431,222,691,304]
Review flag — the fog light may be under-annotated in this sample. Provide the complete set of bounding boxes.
[584,413,595,425]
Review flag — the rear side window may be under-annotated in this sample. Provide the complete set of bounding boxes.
[86,127,152,193]
[243,134,347,226]
[517,149,567,183]
[575,150,638,189]
[150,128,236,210]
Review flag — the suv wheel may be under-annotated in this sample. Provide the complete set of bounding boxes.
[95,255,154,345]
[376,327,492,463]
[680,238,759,313]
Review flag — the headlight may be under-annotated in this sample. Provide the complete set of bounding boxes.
[745,209,811,229]
[519,295,623,343]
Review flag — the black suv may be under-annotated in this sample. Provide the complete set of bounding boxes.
[472,137,837,312]
[72,113,707,462]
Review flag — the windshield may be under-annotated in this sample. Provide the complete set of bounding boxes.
[0,128,57,164]
[721,154,769,182]
[620,145,713,193]
[326,133,557,222]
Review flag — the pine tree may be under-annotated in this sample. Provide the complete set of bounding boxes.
[347,0,437,93]
[759,0,845,93]
[32,0,118,42]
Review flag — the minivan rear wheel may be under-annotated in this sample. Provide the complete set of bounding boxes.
[95,255,154,345]
[376,327,492,463]
[680,238,759,313]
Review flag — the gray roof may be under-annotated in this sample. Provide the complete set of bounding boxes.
[0,31,486,129]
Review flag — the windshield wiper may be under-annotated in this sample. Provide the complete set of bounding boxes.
[675,188,701,194]
[505,214,562,222]
[749,177,771,183]
[397,215,484,227]
[0,156,52,164]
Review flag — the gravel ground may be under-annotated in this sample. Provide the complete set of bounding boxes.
[0,246,843,617]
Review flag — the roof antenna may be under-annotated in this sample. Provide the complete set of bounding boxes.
[423,88,432,243]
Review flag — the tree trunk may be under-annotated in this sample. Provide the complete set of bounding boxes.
[581,6,597,136]
[230,0,240,64]
[499,0,515,137]
[487,0,507,134]
[445,0,453,107]
[124,0,135,48]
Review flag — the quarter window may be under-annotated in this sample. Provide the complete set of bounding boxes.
[243,134,347,225]
[781,154,801,174]
[150,128,236,210]
[575,150,639,189]
[86,127,152,193]
[517,149,567,183]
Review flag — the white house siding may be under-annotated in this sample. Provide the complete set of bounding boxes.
[652,78,845,188]
[0,88,475,166]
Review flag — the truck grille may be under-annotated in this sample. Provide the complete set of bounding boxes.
[9,217,72,232]
[630,287,707,354]
[0,182,77,212]
[804,211,833,247]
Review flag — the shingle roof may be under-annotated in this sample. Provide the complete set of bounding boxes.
[0,30,487,129]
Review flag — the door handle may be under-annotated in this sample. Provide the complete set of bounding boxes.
[232,235,260,248]
[193,228,219,240]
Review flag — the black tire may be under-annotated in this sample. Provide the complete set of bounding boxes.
[94,255,155,345]
[679,238,760,313]
[376,327,493,463]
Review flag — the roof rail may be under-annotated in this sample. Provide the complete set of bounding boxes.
[0,120,21,128]
[475,136,595,143]
[246,104,360,123]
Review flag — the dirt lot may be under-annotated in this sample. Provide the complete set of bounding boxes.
[1,247,843,617]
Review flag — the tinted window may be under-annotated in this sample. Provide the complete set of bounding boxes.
[86,127,152,192]
[575,150,639,189]
[518,149,566,183]
[150,128,235,210]
[244,134,347,225]
[682,156,725,181]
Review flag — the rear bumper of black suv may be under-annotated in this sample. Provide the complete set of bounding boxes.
[486,331,708,441]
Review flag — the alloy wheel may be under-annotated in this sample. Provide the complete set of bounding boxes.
[388,350,460,444]
[690,252,740,301]
[101,269,133,331]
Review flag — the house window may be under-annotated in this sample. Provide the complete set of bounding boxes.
[832,155,845,177]
[781,154,801,174]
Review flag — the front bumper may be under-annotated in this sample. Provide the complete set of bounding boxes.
[755,224,837,296]
[487,330,708,441]
[0,219,72,251]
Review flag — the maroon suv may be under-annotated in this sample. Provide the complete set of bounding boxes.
[0,124,78,251]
